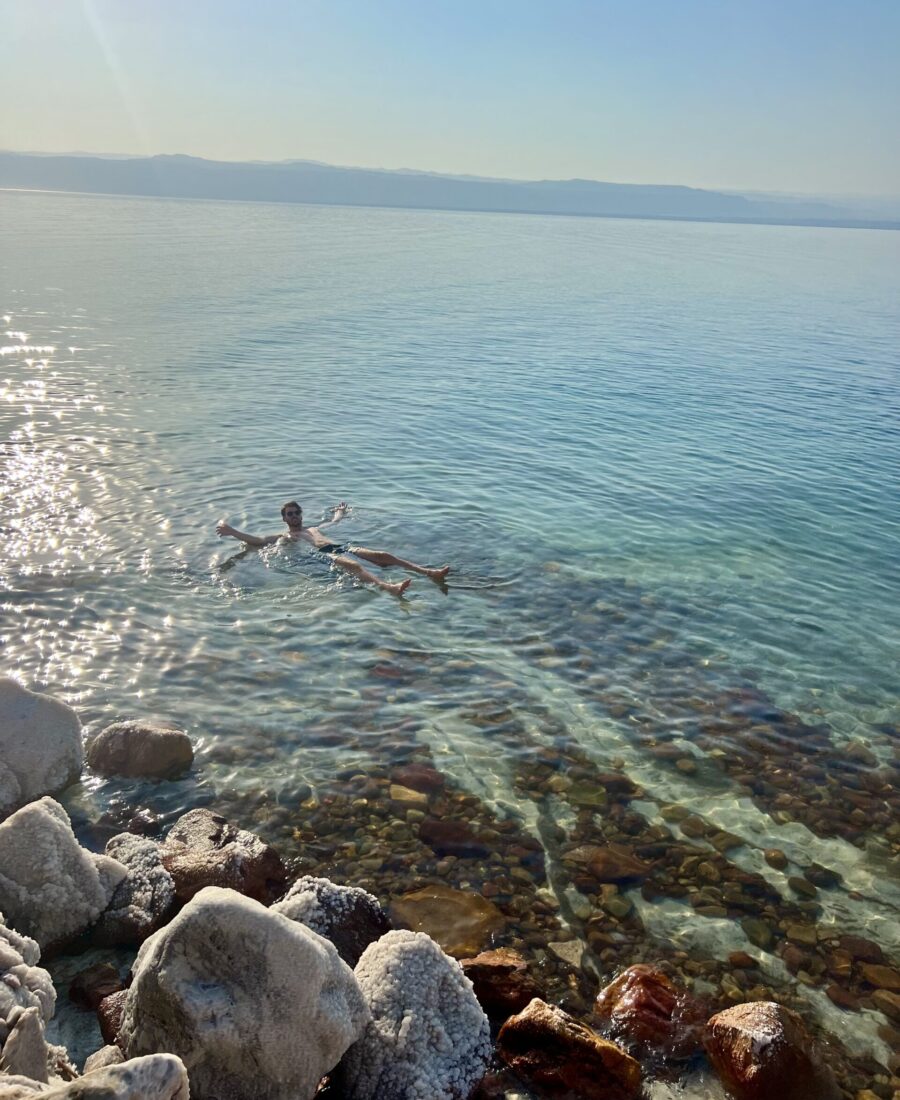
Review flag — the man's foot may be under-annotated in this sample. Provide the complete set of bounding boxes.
[426,565,451,582]
[385,578,412,597]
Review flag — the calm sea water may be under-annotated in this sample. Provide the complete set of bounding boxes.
[2,190,899,1071]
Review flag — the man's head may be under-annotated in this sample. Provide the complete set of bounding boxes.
[281,501,303,529]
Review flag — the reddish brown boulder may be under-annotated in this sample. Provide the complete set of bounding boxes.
[86,720,193,779]
[594,964,708,1059]
[860,964,900,991]
[69,963,124,1012]
[497,998,641,1099]
[159,808,287,905]
[391,763,445,792]
[97,988,128,1047]
[838,935,884,964]
[418,817,489,858]
[705,1001,840,1100]
[390,883,504,958]
[460,948,543,1021]
[566,844,649,882]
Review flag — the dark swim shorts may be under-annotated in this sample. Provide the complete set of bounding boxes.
[317,543,347,556]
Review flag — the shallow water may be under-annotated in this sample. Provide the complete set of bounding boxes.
[2,190,899,1082]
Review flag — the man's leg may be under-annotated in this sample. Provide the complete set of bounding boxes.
[331,554,411,596]
[349,546,450,582]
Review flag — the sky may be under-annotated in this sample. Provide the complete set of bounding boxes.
[3,0,899,196]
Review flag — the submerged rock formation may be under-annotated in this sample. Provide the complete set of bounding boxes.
[119,886,368,1100]
[0,679,82,821]
[338,929,492,1100]
[86,721,193,780]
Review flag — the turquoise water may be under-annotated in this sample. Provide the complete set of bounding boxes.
[2,190,899,1076]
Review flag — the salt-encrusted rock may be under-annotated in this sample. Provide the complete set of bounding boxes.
[38,1054,189,1098]
[0,1076,47,1097]
[594,964,708,1060]
[497,998,641,1100]
[91,835,175,946]
[460,948,542,1021]
[0,799,126,950]
[704,1001,840,1100]
[273,876,391,966]
[1,1005,48,1081]
[85,721,193,780]
[120,886,368,1100]
[0,679,83,820]
[83,1045,125,1073]
[390,884,504,958]
[159,808,287,905]
[339,929,491,1100]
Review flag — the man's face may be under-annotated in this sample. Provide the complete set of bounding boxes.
[283,506,302,528]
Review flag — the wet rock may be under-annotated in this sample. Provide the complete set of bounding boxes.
[872,989,900,1021]
[764,849,788,870]
[741,917,775,951]
[705,1001,840,1100]
[338,930,491,1100]
[69,963,124,1012]
[497,998,641,1099]
[0,798,126,949]
[120,887,368,1100]
[273,876,391,967]
[0,678,83,820]
[594,964,708,1060]
[418,818,489,858]
[460,948,543,1021]
[97,990,127,1047]
[86,721,193,780]
[159,808,287,905]
[83,1044,125,1073]
[390,883,504,958]
[729,952,757,969]
[804,863,841,889]
[392,763,445,792]
[860,964,900,991]
[388,784,428,807]
[826,984,860,1010]
[839,935,885,964]
[92,834,176,946]
[566,844,649,883]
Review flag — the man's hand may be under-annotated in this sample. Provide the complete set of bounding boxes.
[331,501,350,515]
[216,521,237,538]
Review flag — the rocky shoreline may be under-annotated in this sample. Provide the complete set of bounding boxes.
[1,675,898,1099]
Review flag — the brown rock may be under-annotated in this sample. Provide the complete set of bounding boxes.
[391,763,445,792]
[839,935,885,964]
[86,720,193,779]
[97,989,127,1047]
[764,849,788,871]
[594,964,708,1060]
[390,883,504,958]
[729,952,757,969]
[567,844,649,882]
[705,1001,840,1100]
[498,999,641,1099]
[861,964,900,991]
[159,808,287,904]
[69,963,124,1012]
[460,948,543,1021]
[826,985,860,1011]
[418,818,489,858]
[872,989,900,1021]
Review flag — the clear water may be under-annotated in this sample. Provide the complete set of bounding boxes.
[2,191,899,1075]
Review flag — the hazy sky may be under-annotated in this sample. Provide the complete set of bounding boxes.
[4,0,899,195]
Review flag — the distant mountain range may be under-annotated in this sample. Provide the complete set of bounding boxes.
[1,151,897,230]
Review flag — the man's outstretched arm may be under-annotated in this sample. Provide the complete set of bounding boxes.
[318,501,351,529]
[216,521,280,547]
